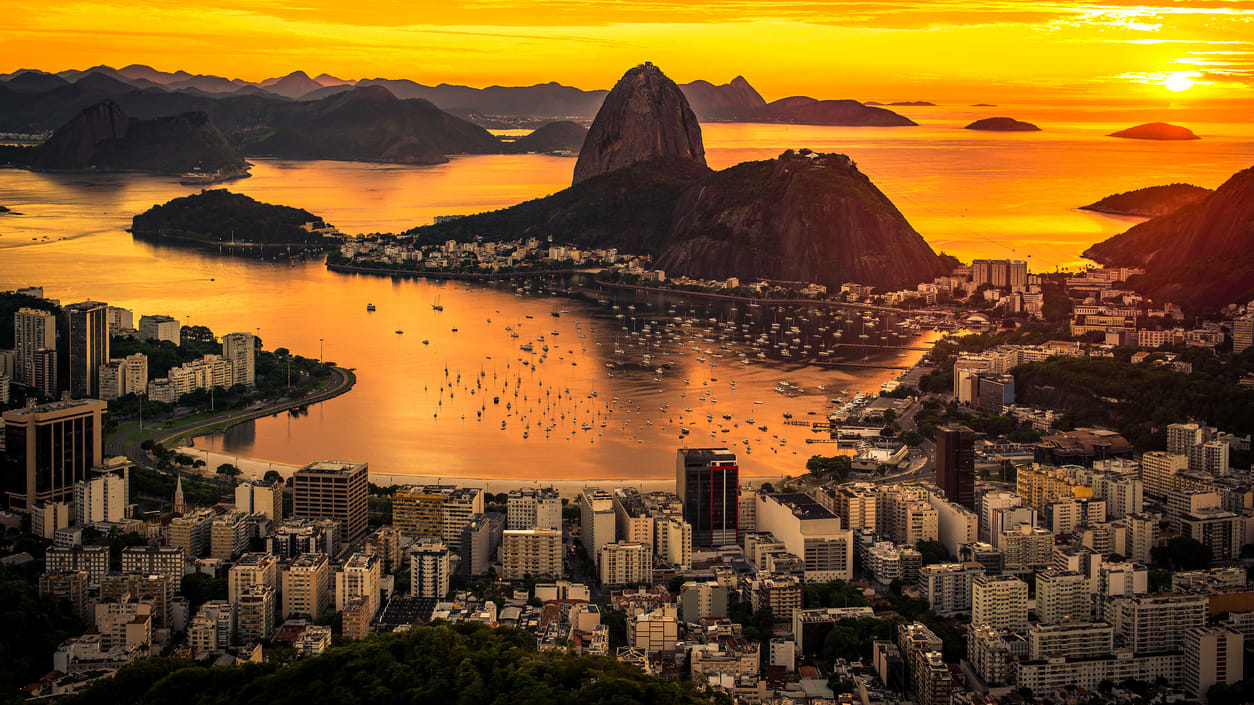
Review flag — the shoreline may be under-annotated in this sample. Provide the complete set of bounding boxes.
[326,262,592,281]
[174,446,789,499]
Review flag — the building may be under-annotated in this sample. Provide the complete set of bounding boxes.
[928,491,979,557]
[612,488,655,545]
[579,487,617,564]
[292,461,368,542]
[676,448,739,546]
[45,545,109,587]
[599,541,653,587]
[409,537,451,598]
[680,582,729,623]
[755,492,854,581]
[1109,594,1207,654]
[921,562,984,614]
[976,374,1015,414]
[30,347,57,397]
[236,584,276,644]
[73,458,130,526]
[209,510,250,560]
[753,574,804,620]
[501,528,562,581]
[282,553,331,619]
[14,307,56,388]
[506,486,560,530]
[1181,507,1243,560]
[40,570,91,621]
[294,625,332,656]
[1182,627,1243,702]
[228,552,279,604]
[392,485,484,542]
[188,601,233,655]
[1036,570,1090,624]
[363,526,402,573]
[97,360,125,400]
[220,332,256,387]
[2,399,106,510]
[458,511,503,576]
[1141,451,1189,499]
[334,553,381,634]
[235,481,282,521]
[168,509,214,557]
[971,574,1029,631]
[879,485,939,545]
[119,545,185,590]
[137,314,180,344]
[1233,317,1253,355]
[936,425,976,510]
[628,605,679,654]
[66,301,108,399]
[1000,522,1054,570]
[121,353,147,397]
[267,518,339,558]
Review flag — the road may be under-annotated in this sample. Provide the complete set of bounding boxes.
[105,366,356,469]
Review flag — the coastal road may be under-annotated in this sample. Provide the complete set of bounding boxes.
[104,366,356,469]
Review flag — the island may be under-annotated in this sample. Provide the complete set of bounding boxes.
[1080,183,1212,218]
[0,205,8,213]
[964,117,1041,132]
[1108,122,1200,140]
[500,120,588,154]
[131,189,336,251]
[971,103,997,107]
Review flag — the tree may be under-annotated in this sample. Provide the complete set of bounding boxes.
[263,470,283,484]
[1151,536,1210,570]
[805,455,852,479]
[916,540,952,566]
[216,463,241,479]
[901,430,924,446]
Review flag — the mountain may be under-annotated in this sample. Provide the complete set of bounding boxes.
[751,97,915,126]
[1083,166,1254,308]
[679,76,766,120]
[1108,122,1199,140]
[655,151,946,289]
[27,100,246,175]
[233,85,501,164]
[262,71,324,98]
[356,78,608,117]
[503,121,587,154]
[415,150,944,290]
[314,73,354,86]
[3,71,69,93]
[1080,183,1212,218]
[965,117,1040,132]
[573,63,705,185]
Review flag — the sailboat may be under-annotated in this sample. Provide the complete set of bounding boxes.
[432,294,444,312]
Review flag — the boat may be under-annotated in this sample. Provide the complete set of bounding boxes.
[422,339,430,345]
[366,303,376,312]
[395,329,403,334]
[432,295,443,311]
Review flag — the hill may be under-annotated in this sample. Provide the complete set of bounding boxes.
[1108,122,1199,140]
[131,189,329,245]
[964,117,1040,132]
[1079,183,1212,218]
[678,76,766,120]
[1083,166,1254,308]
[503,121,587,154]
[57,623,718,705]
[25,100,246,175]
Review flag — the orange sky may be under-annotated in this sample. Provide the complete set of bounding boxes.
[1,0,1252,104]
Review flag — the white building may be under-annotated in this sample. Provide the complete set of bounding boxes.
[221,332,256,387]
[1183,627,1243,702]
[138,314,180,344]
[754,492,854,581]
[580,488,617,565]
[921,561,984,614]
[501,528,563,581]
[73,459,130,526]
[599,541,653,587]
[506,486,561,530]
[972,575,1029,631]
[1035,570,1090,624]
[409,537,451,599]
[334,553,381,621]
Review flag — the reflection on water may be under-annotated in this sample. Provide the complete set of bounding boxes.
[2,113,1252,478]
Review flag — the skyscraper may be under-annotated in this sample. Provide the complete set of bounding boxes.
[14,307,56,387]
[676,447,739,546]
[66,301,108,399]
[292,461,369,542]
[936,425,976,510]
[31,348,58,397]
[221,332,256,387]
[2,398,106,510]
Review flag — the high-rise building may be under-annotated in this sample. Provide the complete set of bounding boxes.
[221,332,256,387]
[599,541,653,586]
[14,307,56,388]
[66,301,108,398]
[976,374,1015,414]
[755,492,854,581]
[209,510,250,560]
[972,575,1029,631]
[292,461,368,542]
[1183,627,1243,701]
[122,353,147,397]
[282,553,330,619]
[1233,317,1253,355]
[105,306,133,334]
[137,314,180,344]
[1036,570,1091,624]
[120,545,185,590]
[920,561,984,614]
[506,486,561,530]
[579,487,617,564]
[676,448,739,546]
[936,425,975,510]
[334,553,381,625]
[73,458,130,525]
[267,518,339,558]
[2,398,106,510]
[1108,594,1207,654]
[235,480,283,520]
[31,347,57,397]
[501,528,563,581]
[409,537,451,598]
[228,552,279,604]
[236,584,276,644]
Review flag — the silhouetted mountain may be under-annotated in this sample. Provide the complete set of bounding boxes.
[3,71,69,93]
[1108,122,1199,140]
[234,85,501,163]
[750,97,915,126]
[502,121,587,154]
[356,78,608,117]
[679,76,765,120]
[313,73,354,86]
[166,75,249,93]
[26,100,246,175]
[298,84,355,101]
[132,189,328,244]
[1080,183,1212,218]
[573,63,705,184]
[263,71,324,98]
[964,117,1040,132]
[1084,166,1254,307]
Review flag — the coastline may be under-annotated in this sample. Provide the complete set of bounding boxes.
[326,262,592,281]
[174,446,789,499]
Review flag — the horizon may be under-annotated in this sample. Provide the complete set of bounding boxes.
[3,1,1254,109]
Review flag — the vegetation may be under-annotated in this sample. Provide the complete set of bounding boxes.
[0,566,85,699]
[61,623,725,705]
[131,190,330,245]
[915,540,952,565]
[805,454,853,480]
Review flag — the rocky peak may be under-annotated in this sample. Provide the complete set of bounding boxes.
[30,100,129,170]
[572,62,705,184]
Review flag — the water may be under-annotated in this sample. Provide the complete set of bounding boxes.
[2,113,1251,479]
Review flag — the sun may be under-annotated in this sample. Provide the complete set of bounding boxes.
[1164,72,1195,92]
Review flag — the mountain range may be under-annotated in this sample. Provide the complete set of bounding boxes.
[1084,167,1254,308]
[415,63,945,290]
[0,65,913,128]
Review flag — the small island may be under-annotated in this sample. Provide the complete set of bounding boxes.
[1108,122,1200,140]
[964,117,1041,132]
[971,103,997,107]
[0,205,9,214]
[500,120,588,154]
[131,189,336,251]
[1080,183,1212,217]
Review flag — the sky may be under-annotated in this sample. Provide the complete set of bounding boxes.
[1,0,1253,104]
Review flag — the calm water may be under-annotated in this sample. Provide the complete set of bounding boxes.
[2,112,1251,479]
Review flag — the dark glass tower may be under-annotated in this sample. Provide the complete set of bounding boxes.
[676,447,739,546]
[936,425,976,510]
